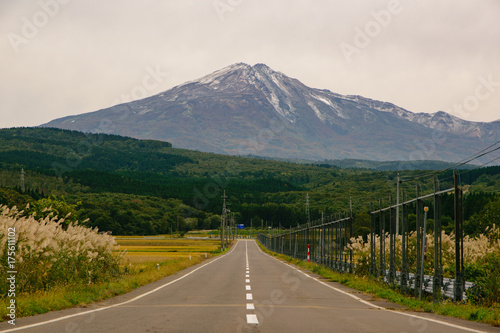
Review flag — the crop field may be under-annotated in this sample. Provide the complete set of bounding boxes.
[114,236,221,265]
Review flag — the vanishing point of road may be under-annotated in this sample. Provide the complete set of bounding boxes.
[1,240,498,333]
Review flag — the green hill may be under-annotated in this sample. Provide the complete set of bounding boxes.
[0,127,498,235]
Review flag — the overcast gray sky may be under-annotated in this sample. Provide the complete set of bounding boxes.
[1,0,499,128]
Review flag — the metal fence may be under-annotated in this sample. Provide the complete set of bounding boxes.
[258,171,467,302]
[370,171,465,301]
[258,214,354,273]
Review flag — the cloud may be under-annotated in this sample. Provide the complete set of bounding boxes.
[1,0,499,128]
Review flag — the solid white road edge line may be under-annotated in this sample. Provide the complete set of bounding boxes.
[0,240,241,333]
[252,240,487,333]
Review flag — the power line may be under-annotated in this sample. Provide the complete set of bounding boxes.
[440,152,500,185]
[400,140,500,183]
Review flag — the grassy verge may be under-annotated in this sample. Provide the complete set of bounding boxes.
[0,242,232,322]
[257,242,500,327]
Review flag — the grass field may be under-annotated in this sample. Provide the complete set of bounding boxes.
[1,237,225,322]
[115,236,221,265]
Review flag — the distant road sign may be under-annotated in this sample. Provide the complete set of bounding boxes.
[238,224,245,229]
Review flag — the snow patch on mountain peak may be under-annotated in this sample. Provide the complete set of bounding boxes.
[308,93,349,120]
[251,66,297,122]
[307,101,326,122]
[179,63,251,88]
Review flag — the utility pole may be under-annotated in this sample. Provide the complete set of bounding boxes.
[349,197,354,273]
[221,191,228,251]
[396,173,400,237]
[20,168,25,193]
[231,213,235,241]
[228,211,231,244]
[306,193,311,227]
[229,212,232,241]
[454,171,464,301]
[306,193,311,259]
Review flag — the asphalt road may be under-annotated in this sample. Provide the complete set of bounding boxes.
[1,240,499,333]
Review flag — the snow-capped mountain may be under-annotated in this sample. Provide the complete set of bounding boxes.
[41,63,500,162]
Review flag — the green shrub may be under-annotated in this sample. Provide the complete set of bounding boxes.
[466,252,500,306]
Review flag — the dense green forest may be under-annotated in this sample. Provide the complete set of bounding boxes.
[0,127,499,235]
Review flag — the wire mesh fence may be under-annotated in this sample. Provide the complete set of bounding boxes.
[258,171,469,302]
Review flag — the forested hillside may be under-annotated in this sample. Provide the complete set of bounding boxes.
[0,127,499,235]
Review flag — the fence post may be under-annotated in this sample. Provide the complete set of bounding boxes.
[389,195,396,284]
[433,177,443,302]
[401,189,409,293]
[454,170,464,301]
[306,222,310,262]
[370,203,376,276]
[378,199,386,279]
[419,206,429,301]
[343,217,348,272]
[334,219,338,270]
[321,226,325,265]
[350,198,354,273]
[415,183,422,298]
[307,243,310,262]
[328,222,332,269]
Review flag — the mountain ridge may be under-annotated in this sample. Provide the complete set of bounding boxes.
[41,63,500,163]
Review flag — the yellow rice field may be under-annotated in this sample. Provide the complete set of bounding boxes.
[114,236,221,265]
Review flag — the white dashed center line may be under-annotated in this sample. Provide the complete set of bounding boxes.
[247,314,259,324]
[245,240,258,325]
